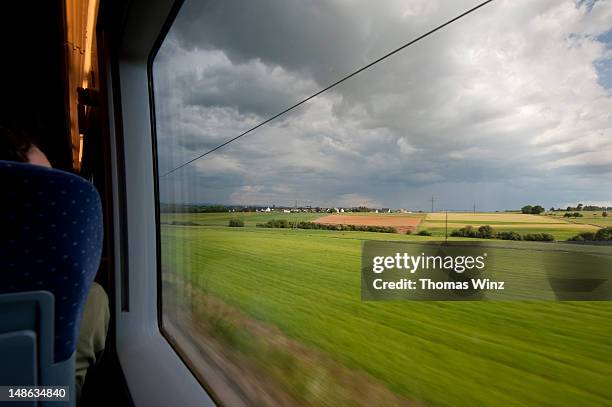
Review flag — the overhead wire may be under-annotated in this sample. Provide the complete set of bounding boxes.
[160,0,495,178]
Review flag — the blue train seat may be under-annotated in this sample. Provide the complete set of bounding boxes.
[0,160,103,406]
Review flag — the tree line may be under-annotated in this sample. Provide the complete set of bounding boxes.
[451,225,554,241]
[521,205,545,214]
[255,219,397,233]
[569,227,612,242]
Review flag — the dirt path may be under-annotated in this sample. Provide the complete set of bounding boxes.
[314,214,423,233]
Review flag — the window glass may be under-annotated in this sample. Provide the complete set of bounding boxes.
[152,1,612,405]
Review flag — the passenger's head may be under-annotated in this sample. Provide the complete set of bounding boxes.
[0,125,51,168]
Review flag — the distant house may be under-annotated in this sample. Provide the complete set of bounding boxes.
[382,208,390,213]
[374,209,379,213]
[340,208,344,213]
[283,209,291,213]
[265,207,271,212]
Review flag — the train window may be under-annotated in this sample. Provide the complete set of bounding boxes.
[151,1,612,406]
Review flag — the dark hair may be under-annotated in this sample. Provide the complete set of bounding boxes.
[0,125,34,163]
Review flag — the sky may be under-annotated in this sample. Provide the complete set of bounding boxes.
[153,0,612,211]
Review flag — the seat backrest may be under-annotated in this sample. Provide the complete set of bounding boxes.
[0,291,76,406]
[0,291,53,385]
[0,160,103,363]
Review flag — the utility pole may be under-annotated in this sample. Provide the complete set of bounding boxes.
[445,210,448,242]
[431,195,434,213]
[473,202,476,214]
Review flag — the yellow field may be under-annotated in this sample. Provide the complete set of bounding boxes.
[428,222,599,230]
[419,212,599,240]
[424,212,562,223]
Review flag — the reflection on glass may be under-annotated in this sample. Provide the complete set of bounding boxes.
[153,1,612,406]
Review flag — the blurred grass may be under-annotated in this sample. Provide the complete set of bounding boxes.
[161,222,612,407]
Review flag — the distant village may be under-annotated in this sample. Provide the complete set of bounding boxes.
[246,206,414,214]
[159,203,417,214]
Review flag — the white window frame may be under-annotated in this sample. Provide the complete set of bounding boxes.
[107,0,216,405]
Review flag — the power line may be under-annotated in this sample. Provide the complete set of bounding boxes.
[160,0,496,178]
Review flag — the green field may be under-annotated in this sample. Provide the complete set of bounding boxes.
[549,210,612,228]
[161,211,600,241]
[160,213,612,407]
[161,211,322,227]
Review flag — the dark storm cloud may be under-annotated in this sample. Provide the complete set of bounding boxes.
[152,0,612,210]
[167,0,368,85]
